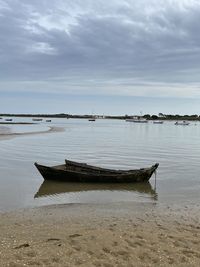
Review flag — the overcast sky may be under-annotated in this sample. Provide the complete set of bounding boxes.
[1,0,200,114]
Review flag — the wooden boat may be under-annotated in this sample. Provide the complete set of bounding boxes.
[34,160,159,183]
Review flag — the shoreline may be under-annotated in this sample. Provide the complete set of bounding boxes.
[0,202,200,266]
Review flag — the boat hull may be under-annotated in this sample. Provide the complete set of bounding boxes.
[153,121,163,124]
[175,122,189,125]
[35,162,159,183]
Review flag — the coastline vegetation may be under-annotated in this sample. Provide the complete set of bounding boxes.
[0,113,200,121]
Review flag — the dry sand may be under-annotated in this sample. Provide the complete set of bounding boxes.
[0,202,199,267]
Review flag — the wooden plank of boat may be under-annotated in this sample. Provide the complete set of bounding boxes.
[65,159,127,173]
[34,161,159,183]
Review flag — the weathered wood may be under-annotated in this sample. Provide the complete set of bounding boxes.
[35,160,159,183]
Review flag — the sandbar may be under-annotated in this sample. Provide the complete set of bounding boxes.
[0,126,65,141]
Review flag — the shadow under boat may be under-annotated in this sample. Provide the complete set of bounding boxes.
[34,180,158,200]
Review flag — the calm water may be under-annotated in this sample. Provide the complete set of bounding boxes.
[0,118,200,212]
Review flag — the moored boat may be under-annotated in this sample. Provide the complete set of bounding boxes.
[126,116,148,123]
[175,121,190,126]
[88,118,96,121]
[32,118,43,121]
[153,121,164,124]
[34,160,159,183]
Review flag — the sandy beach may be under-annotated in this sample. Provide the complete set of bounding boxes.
[0,202,199,267]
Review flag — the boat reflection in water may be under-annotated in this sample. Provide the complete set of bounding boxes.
[34,180,158,201]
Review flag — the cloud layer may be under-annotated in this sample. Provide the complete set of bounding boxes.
[1,0,200,98]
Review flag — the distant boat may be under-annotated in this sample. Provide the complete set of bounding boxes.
[5,119,13,121]
[46,120,51,122]
[35,159,159,183]
[32,118,43,121]
[88,118,96,121]
[175,121,190,126]
[153,121,164,124]
[126,117,148,123]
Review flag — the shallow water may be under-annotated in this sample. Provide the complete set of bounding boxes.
[0,118,200,212]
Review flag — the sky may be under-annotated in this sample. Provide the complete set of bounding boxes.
[1,0,200,115]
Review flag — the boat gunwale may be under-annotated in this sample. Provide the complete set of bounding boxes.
[65,159,158,173]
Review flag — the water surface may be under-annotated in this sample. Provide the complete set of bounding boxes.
[0,118,200,212]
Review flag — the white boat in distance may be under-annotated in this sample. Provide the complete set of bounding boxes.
[126,117,148,123]
[175,121,190,126]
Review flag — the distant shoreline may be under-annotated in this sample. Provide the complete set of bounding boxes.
[1,113,200,121]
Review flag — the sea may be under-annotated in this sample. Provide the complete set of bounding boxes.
[0,117,200,212]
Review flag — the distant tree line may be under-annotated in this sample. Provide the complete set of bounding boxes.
[143,114,200,121]
[0,113,200,121]
[0,113,71,118]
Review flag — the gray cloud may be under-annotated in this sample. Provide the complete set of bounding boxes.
[1,0,200,98]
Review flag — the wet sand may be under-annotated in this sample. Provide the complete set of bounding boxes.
[0,126,65,141]
[0,202,199,267]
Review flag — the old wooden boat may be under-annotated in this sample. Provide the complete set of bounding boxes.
[34,160,159,183]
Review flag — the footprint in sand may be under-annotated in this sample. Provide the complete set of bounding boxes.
[125,239,137,248]
[69,234,82,238]
[25,251,37,258]
[46,238,61,242]
[102,247,111,254]
[46,238,62,247]
[14,243,30,249]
